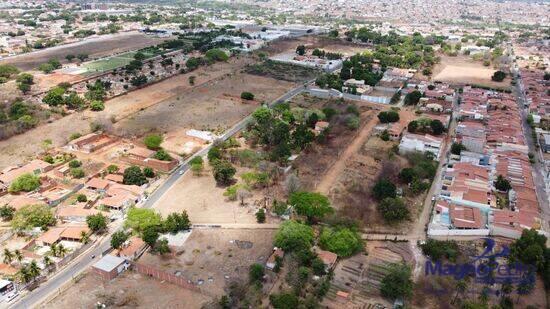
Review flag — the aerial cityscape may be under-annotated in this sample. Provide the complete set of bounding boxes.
[0,0,548,308]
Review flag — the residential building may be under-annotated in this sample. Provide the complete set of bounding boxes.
[399,133,443,158]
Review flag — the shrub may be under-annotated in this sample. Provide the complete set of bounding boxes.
[143,134,163,150]
[378,198,409,223]
[143,167,155,178]
[240,91,254,100]
[89,100,105,111]
[420,239,460,261]
[256,208,266,223]
[9,173,40,192]
[212,160,236,185]
[154,149,172,161]
[319,227,363,257]
[123,166,147,186]
[346,115,360,130]
[372,178,397,200]
[76,194,87,202]
[70,167,85,178]
[491,70,506,82]
[11,204,56,231]
[380,264,413,300]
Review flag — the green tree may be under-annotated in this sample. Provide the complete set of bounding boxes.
[63,92,86,109]
[11,204,56,231]
[69,159,82,168]
[9,173,40,192]
[86,213,107,233]
[205,49,229,62]
[141,225,159,247]
[154,238,170,255]
[249,263,265,283]
[380,263,413,300]
[0,205,15,221]
[319,227,363,257]
[430,119,445,135]
[76,194,87,202]
[274,220,314,252]
[190,156,204,176]
[270,293,299,309]
[106,164,119,174]
[186,57,201,70]
[143,134,163,150]
[296,45,306,55]
[163,211,191,234]
[111,230,129,249]
[70,167,85,178]
[372,178,397,200]
[495,175,512,192]
[89,100,104,111]
[451,142,467,155]
[0,64,19,78]
[42,86,65,106]
[212,160,236,185]
[420,239,460,261]
[143,167,155,178]
[123,166,147,186]
[289,191,333,223]
[378,197,409,223]
[16,73,34,85]
[491,71,506,82]
[125,207,162,233]
[404,90,422,105]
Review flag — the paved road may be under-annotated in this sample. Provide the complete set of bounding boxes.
[9,81,309,309]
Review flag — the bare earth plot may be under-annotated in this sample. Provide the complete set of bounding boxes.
[262,36,368,57]
[43,270,210,308]
[433,55,511,89]
[139,229,276,297]
[0,56,293,169]
[0,32,167,71]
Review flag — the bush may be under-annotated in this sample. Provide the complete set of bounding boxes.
[143,167,155,178]
[319,227,363,257]
[69,159,82,168]
[70,167,85,178]
[212,160,236,185]
[89,100,105,111]
[9,173,40,192]
[378,198,409,223]
[450,142,467,155]
[420,239,460,261]
[380,264,413,300]
[346,115,360,130]
[76,194,87,202]
[404,90,422,105]
[11,204,56,231]
[491,70,506,82]
[377,111,400,123]
[154,149,172,161]
[372,178,397,200]
[143,134,163,150]
[256,208,266,223]
[249,263,265,283]
[240,92,254,100]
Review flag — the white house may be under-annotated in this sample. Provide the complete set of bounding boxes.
[399,133,443,158]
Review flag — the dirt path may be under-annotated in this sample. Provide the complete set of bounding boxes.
[315,108,387,194]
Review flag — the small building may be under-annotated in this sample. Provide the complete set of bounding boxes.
[116,236,148,261]
[92,255,129,280]
[316,249,337,271]
[539,133,550,153]
[0,279,15,301]
[399,133,443,159]
[266,247,284,270]
[85,177,110,192]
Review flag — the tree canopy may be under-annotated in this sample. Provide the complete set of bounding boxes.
[319,227,363,257]
[380,263,413,300]
[289,191,333,223]
[11,204,56,231]
[125,207,162,233]
[274,220,314,252]
[9,173,40,193]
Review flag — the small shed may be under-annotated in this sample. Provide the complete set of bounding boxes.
[92,255,129,280]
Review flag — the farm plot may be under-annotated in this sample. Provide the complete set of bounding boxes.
[82,51,136,74]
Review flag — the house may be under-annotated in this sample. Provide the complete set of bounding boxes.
[449,204,484,229]
[85,177,110,192]
[316,249,337,271]
[65,133,116,153]
[124,146,178,172]
[0,160,52,186]
[104,173,124,183]
[116,236,148,261]
[266,247,284,270]
[0,263,17,279]
[92,255,129,280]
[36,226,90,246]
[56,206,101,223]
[399,133,443,159]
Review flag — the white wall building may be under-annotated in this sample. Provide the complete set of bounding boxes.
[399,133,443,158]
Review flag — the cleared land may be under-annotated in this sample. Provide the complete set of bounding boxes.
[0,32,167,71]
[139,229,276,297]
[0,56,295,169]
[43,270,210,308]
[433,55,511,89]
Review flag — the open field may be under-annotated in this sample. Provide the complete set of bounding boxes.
[433,55,511,89]
[0,55,295,169]
[0,32,167,71]
[262,35,368,57]
[81,51,137,74]
[139,229,276,297]
[43,270,210,308]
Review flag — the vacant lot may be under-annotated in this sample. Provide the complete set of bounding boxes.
[261,35,368,57]
[139,229,276,297]
[0,32,167,71]
[245,60,319,82]
[43,270,210,308]
[433,55,511,89]
[0,56,294,169]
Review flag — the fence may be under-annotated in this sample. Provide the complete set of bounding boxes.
[131,262,203,294]
[428,228,490,237]
[55,240,94,270]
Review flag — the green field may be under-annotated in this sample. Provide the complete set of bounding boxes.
[82,51,137,74]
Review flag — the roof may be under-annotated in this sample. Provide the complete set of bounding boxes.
[117,236,146,258]
[36,227,65,245]
[0,160,51,184]
[7,195,46,210]
[60,226,89,239]
[0,263,17,276]
[93,254,126,272]
[56,206,100,218]
[85,177,110,190]
[104,174,123,183]
[317,249,337,265]
[450,204,483,229]
[128,146,155,158]
[0,279,12,289]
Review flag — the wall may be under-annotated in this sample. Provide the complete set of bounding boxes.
[428,228,490,236]
[131,262,201,293]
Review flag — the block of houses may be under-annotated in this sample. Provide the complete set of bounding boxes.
[92,255,129,280]
[399,133,443,159]
[0,159,52,187]
[266,247,284,270]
